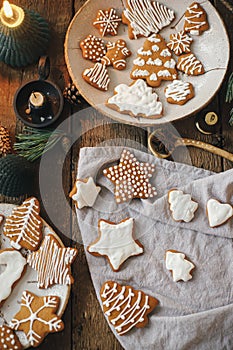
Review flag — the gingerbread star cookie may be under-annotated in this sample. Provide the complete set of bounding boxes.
[177,53,204,76]
[69,177,101,209]
[101,39,131,70]
[100,281,159,335]
[82,63,110,91]
[103,149,157,203]
[207,199,233,228]
[27,234,78,289]
[93,8,122,37]
[88,218,143,271]
[3,197,43,251]
[165,250,195,282]
[165,80,194,105]
[80,34,106,62]
[167,31,193,56]
[0,325,22,350]
[184,2,209,36]
[10,291,64,347]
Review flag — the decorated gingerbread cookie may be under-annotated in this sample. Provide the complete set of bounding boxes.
[168,189,198,222]
[101,39,131,70]
[184,2,209,36]
[100,281,158,335]
[165,250,195,282]
[122,0,175,39]
[88,218,143,272]
[0,325,22,350]
[167,31,193,56]
[177,53,205,76]
[207,199,233,228]
[3,197,43,251]
[80,34,106,62]
[69,177,101,209]
[103,149,157,203]
[165,80,195,105]
[82,63,110,91]
[107,79,163,119]
[10,291,64,347]
[27,234,78,289]
[93,8,121,37]
[0,249,27,306]
[131,34,177,87]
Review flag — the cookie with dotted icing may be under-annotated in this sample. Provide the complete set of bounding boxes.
[100,281,159,335]
[93,8,122,37]
[177,53,204,76]
[103,149,157,203]
[184,2,209,36]
[131,34,178,87]
[167,31,193,56]
[122,0,175,40]
[165,80,194,105]
[165,250,195,282]
[82,63,110,91]
[101,39,131,70]
[0,325,22,350]
[80,35,106,62]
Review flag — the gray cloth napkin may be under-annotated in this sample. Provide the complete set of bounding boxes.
[75,146,233,350]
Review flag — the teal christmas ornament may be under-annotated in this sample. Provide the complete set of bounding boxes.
[0,2,50,68]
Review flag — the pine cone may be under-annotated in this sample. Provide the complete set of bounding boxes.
[0,126,12,157]
[63,83,82,105]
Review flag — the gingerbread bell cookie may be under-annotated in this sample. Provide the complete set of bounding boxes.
[69,177,101,209]
[80,34,106,62]
[93,8,122,37]
[167,31,193,56]
[207,199,233,228]
[82,63,110,91]
[103,149,157,203]
[100,281,159,335]
[184,2,209,36]
[165,250,195,282]
[101,39,131,70]
[165,80,194,105]
[177,53,205,76]
[0,325,22,350]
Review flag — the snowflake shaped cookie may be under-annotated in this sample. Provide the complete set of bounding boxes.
[93,8,122,37]
[10,291,64,347]
[69,177,101,209]
[167,31,193,56]
[168,189,198,222]
[165,250,195,282]
[103,149,157,203]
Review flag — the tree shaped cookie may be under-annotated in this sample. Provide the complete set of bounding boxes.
[165,250,195,282]
[122,0,175,39]
[27,234,78,289]
[101,39,131,70]
[0,325,22,350]
[131,34,177,87]
[184,2,209,36]
[167,31,193,56]
[3,197,43,251]
[177,53,204,76]
[103,149,157,203]
[10,291,64,347]
[100,281,159,335]
[82,63,110,91]
[93,8,122,37]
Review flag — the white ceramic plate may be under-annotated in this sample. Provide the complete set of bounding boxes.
[65,0,230,126]
[0,203,70,349]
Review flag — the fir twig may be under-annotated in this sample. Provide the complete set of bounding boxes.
[229,108,233,127]
[226,72,233,103]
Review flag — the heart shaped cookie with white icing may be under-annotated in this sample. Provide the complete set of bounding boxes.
[207,199,233,228]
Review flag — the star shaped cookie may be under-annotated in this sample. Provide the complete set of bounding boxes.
[88,218,144,271]
[165,250,195,282]
[103,149,157,203]
[69,177,101,209]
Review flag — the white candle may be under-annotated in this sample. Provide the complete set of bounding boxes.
[3,1,13,18]
[29,92,45,108]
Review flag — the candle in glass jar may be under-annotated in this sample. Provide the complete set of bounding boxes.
[29,92,45,108]
[0,1,25,28]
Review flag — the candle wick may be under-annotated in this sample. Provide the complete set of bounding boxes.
[33,92,37,99]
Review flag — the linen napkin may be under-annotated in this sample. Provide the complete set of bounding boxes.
[75,146,233,350]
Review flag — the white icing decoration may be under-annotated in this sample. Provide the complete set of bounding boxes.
[27,235,77,289]
[0,250,26,304]
[123,0,175,39]
[0,325,20,349]
[168,189,198,222]
[83,63,110,90]
[132,69,150,77]
[160,49,171,57]
[101,282,151,335]
[81,35,106,61]
[157,70,171,77]
[88,218,143,271]
[146,58,162,66]
[149,73,158,81]
[164,59,176,69]
[137,48,152,56]
[166,251,195,282]
[184,3,207,35]
[133,57,145,66]
[207,199,233,228]
[167,31,193,55]
[177,53,204,75]
[107,80,163,118]
[71,177,101,209]
[152,44,159,52]
[148,35,161,43]
[93,9,121,36]
[165,80,192,102]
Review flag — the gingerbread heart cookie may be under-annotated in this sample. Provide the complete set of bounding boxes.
[207,199,233,228]
[82,63,110,91]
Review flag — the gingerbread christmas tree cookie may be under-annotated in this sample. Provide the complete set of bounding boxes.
[184,2,209,36]
[131,34,177,87]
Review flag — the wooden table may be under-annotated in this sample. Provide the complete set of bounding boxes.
[0,0,232,349]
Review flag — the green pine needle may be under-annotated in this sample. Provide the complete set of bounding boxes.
[229,108,233,127]
[226,72,233,103]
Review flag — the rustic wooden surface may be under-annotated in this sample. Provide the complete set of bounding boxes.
[0,0,232,349]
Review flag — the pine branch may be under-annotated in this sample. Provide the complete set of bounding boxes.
[229,108,233,126]
[226,72,233,103]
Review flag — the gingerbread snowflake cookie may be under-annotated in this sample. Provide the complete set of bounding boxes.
[165,250,195,282]
[100,281,159,335]
[122,0,175,39]
[93,8,121,37]
[165,80,194,105]
[177,53,204,76]
[0,325,22,350]
[10,291,64,347]
[168,189,198,222]
[82,63,110,91]
[80,35,106,62]
[101,39,131,70]
[88,218,143,272]
[207,199,233,228]
[69,177,101,209]
[107,79,163,119]
[184,2,209,36]
[103,149,157,203]
[167,31,193,56]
